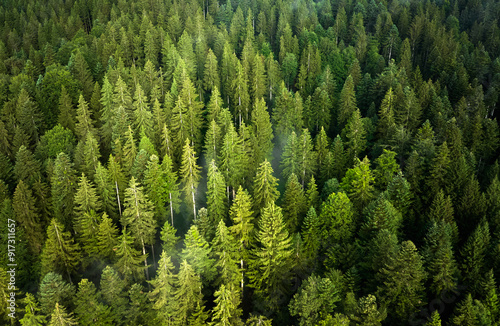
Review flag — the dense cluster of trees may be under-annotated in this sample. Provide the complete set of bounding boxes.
[0,0,499,324]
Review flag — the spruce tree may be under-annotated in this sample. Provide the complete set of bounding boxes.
[40,219,81,283]
[174,260,203,325]
[425,310,441,326]
[13,180,43,254]
[132,84,153,138]
[207,160,227,238]
[122,177,156,280]
[251,98,274,165]
[220,123,246,200]
[58,86,75,132]
[162,153,181,226]
[461,220,491,296]
[74,279,113,326]
[341,157,375,212]
[211,283,242,326]
[376,241,426,323]
[94,162,117,220]
[51,153,77,230]
[99,76,115,154]
[181,225,216,283]
[114,228,145,283]
[96,214,119,261]
[212,220,240,291]
[48,303,77,326]
[282,173,307,233]
[204,119,222,165]
[19,293,47,326]
[180,138,201,219]
[107,154,126,217]
[338,75,358,129]
[203,48,220,93]
[100,266,128,324]
[148,251,176,325]
[75,94,96,141]
[343,109,367,162]
[248,202,293,310]
[253,159,280,213]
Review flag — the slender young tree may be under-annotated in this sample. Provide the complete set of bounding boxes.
[48,303,77,326]
[132,84,153,138]
[51,153,77,230]
[211,283,242,326]
[181,225,216,283]
[13,180,44,254]
[58,86,75,132]
[180,138,201,219]
[207,160,227,237]
[174,260,203,325]
[114,227,145,283]
[122,177,156,281]
[148,250,176,325]
[75,94,96,141]
[107,154,126,218]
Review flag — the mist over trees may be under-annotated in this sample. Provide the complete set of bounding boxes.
[0,0,500,324]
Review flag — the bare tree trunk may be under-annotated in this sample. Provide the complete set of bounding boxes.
[115,181,122,217]
[169,193,174,227]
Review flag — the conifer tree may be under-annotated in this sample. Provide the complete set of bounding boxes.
[297,129,316,186]
[305,176,320,210]
[83,132,101,179]
[14,146,42,187]
[113,76,133,114]
[206,86,224,123]
[180,138,201,219]
[422,220,458,295]
[122,126,137,173]
[376,241,426,323]
[143,154,168,221]
[338,75,358,129]
[94,162,117,220]
[251,98,274,165]
[425,310,441,326]
[122,177,156,280]
[162,153,180,226]
[220,124,246,200]
[96,214,119,261]
[480,269,499,319]
[58,86,75,132]
[249,202,293,310]
[207,160,227,237]
[344,109,367,162]
[331,135,347,180]
[461,220,491,295]
[75,94,96,141]
[181,225,216,283]
[428,141,450,198]
[19,293,46,326]
[211,283,242,326]
[204,48,220,93]
[311,84,332,133]
[16,88,43,144]
[181,76,204,149]
[40,219,81,282]
[377,87,396,140]
[48,303,77,326]
[282,173,307,233]
[114,228,145,283]
[252,54,267,103]
[74,279,113,326]
[99,76,114,153]
[232,60,250,126]
[100,266,128,323]
[174,260,203,325]
[160,220,180,258]
[204,119,222,165]
[281,131,300,182]
[108,154,126,217]
[212,220,240,291]
[74,173,102,219]
[360,194,403,241]
[132,84,153,138]
[253,159,280,213]
[148,251,176,325]
[289,275,339,326]
[374,149,399,189]
[341,157,375,212]
[38,272,75,315]
[51,153,77,230]
[13,180,43,254]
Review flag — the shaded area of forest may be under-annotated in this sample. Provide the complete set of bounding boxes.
[0,0,499,324]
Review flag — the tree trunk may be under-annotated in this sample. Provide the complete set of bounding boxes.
[115,181,122,217]
[169,192,174,227]
[141,238,150,281]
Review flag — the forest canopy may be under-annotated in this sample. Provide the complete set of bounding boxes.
[0,0,499,324]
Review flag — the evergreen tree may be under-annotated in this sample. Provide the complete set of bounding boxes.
[211,284,242,326]
[203,48,220,93]
[148,251,176,325]
[319,191,355,247]
[377,87,396,140]
[122,177,156,280]
[48,303,77,326]
[425,310,441,326]
[204,119,222,165]
[96,214,119,261]
[253,159,280,213]
[174,260,203,325]
[181,225,216,283]
[14,145,41,187]
[162,154,181,226]
[75,94,96,141]
[376,241,426,323]
[40,219,81,282]
[180,138,201,219]
[461,220,491,296]
[99,76,115,154]
[132,84,153,138]
[338,75,358,129]
[282,173,306,233]
[13,180,43,254]
[252,54,267,103]
[341,157,375,212]
[374,149,399,190]
[100,266,128,324]
[212,220,240,289]
[251,98,274,166]
[74,279,113,325]
[344,109,367,162]
[58,86,75,132]
[114,228,145,283]
[122,126,137,174]
[51,152,78,229]
[248,202,293,310]
[289,275,339,326]
[207,160,227,239]
[94,162,117,220]
[143,154,168,221]
[38,272,75,315]
[83,132,101,179]
[19,293,47,326]
[107,154,126,218]
[302,207,320,262]
[16,88,43,145]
